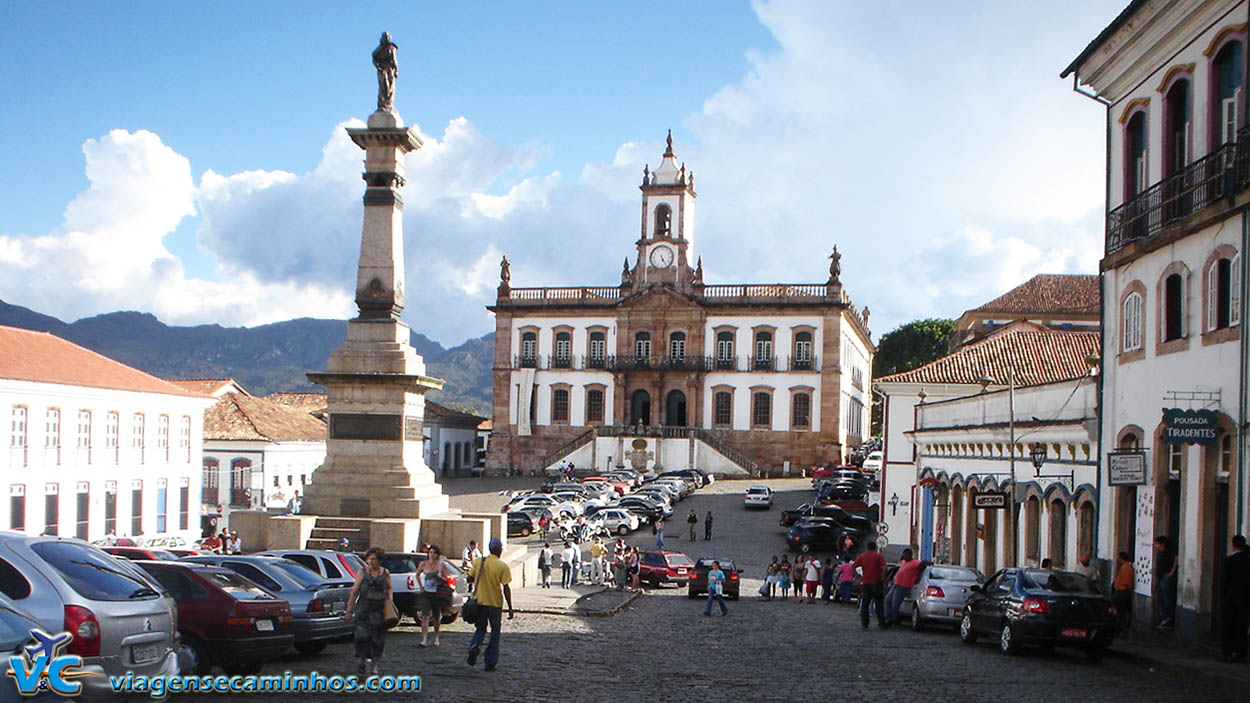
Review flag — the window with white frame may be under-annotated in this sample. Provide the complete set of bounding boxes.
[588,331,606,362]
[10,407,27,467]
[669,331,686,360]
[157,415,169,462]
[634,331,651,359]
[105,412,119,463]
[1207,255,1242,331]
[179,416,191,462]
[1123,292,1143,350]
[76,410,91,453]
[715,331,734,363]
[132,413,145,463]
[44,409,60,460]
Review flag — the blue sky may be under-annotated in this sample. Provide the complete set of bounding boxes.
[0,1,1125,346]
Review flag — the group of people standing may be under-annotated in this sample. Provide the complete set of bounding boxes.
[761,553,856,604]
[198,529,242,554]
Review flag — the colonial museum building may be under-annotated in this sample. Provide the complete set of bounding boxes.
[486,136,874,475]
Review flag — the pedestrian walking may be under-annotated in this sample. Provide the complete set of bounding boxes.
[466,538,514,672]
[343,546,393,677]
[804,555,821,604]
[821,558,836,604]
[538,542,553,588]
[1154,536,1178,629]
[687,509,698,540]
[559,541,575,588]
[704,511,714,540]
[853,541,888,629]
[416,544,452,648]
[656,517,666,549]
[836,554,856,604]
[885,548,926,625]
[765,556,779,600]
[1111,550,1134,628]
[841,533,855,557]
[589,537,607,585]
[778,556,792,600]
[704,560,729,616]
[1220,535,1250,662]
[570,540,582,586]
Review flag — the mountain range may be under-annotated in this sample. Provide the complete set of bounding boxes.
[0,299,494,415]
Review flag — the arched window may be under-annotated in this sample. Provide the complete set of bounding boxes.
[553,331,571,368]
[552,388,570,423]
[654,204,672,237]
[1213,40,1243,146]
[1207,254,1241,330]
[668,331,686,361]
[1163,79,1190,177]
[792,392,811,430]
[753,331,774,370]
[1025,496,1041,563]
[1078,501,1096,560]
[1049,499,1067,569]
[1164,273,1185,341]
[520,331,537,366]
[201,458,219,505]
[751,391,772,429]
[715,331,735,369]
[634,332,652,360]
[1125,111,1148,199]
[585,388,604,424]
[793,331,813,369]
[713,391,732,428]
[588,331,606,368]
[1123,291,1143,351]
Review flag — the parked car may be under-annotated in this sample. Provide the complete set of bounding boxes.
[652,478,693,499]
[959,568,1117,659]
[904,564,984,631]
[656,469,709,488]
[605,471,643,489]
[0,593,63,703]
[142,535,189,549]
[635,485,679,505]
[515,506,554,533]
[785,519,855,553]
[687,558,742,599]
[638,549,696,588]
[0,535,180,697]
[744,485,773,509]
[253,549,364,586]
[588,509,640,536]
[166,548,205,558]
[137,560,293,675]
[862,450,883,474]
[103,546,180,561]
[505,494,580,518]
[182,555,352,655]
[581,476,629,496]
[779,503,873,536]
[507,511,536,537]
[615,498,663,524]
[377,553,468,625]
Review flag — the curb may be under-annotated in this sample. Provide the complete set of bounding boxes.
[571,589,642,617]
[512,586,640,617]
[1107,647,1249,690]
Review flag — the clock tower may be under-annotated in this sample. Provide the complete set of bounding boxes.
[633,131,697,290]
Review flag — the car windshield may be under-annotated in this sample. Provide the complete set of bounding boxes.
[151,550,180,561]
[202,571,278,600]
[747,488,768,495]
[340,553,365,573]
[382,555,419,573]
[31,542,159,601]
[271,561,328,589]
[928,566,983,582]
[1020,570,1098,594]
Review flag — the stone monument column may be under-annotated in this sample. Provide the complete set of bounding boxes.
[301,34,448,522]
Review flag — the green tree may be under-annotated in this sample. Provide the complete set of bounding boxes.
[872,318,956,378]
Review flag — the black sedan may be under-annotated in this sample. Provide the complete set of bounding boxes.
[506,511,535,537]
[959,568,1117,659]
[786,519,853,553]
[687,558,741,599]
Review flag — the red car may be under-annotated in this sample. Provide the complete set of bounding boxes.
[581,476,628,496]
[638,549,697,588]
[138,561,294,675]
[104,546,180,561]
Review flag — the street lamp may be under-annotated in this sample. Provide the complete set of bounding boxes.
[1030,442,1047,473]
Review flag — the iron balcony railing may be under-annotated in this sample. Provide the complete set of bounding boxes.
[512,353,819,371]
[750,355,775,371]
[1107,128,1250,255]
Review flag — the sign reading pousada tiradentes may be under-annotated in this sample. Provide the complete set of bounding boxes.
[1161,408,1219,445]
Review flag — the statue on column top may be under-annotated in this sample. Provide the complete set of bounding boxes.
[828,245,842,284]
[500,255,511,286]
[372,32,399,112]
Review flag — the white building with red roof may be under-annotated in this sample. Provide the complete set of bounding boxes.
[0,325,215,543]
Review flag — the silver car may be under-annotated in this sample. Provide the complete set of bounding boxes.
[0,534,179,697]
[253,549,364,588]
[907,564,985,630]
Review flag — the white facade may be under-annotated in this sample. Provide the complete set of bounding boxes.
[202,440,325,518]
[2,379,211,543]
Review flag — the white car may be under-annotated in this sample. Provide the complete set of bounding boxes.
[508,494,581,518]
[590,509,641,536]
[862,450,883,474]
[744,485,773,509]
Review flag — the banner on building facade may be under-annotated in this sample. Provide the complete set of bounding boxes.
[1134,489,1155,596]
[1161,408,1219,445]
[1108,451,1147,486]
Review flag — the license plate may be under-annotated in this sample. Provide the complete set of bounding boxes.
[330,601,346,614]
[132,644,159,664]
[255,619,274,632]
[676,569,687,575]
[1061,627,1088,639]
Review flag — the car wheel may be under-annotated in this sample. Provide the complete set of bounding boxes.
[959,613,978,644]
[522,526,532,537]
[1084,645,1107,662]
[294,642,328,656]
[223,661,264,676]
[999,623,1021,656]
[618,525,629,536]
[911,605,924,631]
[182,636,212,675]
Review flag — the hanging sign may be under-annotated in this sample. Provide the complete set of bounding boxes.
[1108,451,1147,486]
[1161,408,1218,445]
[973,492,1007,509]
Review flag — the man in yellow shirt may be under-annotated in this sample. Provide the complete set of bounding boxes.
[589,538,607,585]
[468,538,514,671]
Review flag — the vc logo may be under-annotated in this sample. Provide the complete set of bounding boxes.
[7,628,98,697]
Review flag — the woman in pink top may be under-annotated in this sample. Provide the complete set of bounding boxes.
[836,554,856,604]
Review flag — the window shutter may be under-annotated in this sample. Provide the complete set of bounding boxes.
[1233,254,1243,326]
[1208,262,1218,331]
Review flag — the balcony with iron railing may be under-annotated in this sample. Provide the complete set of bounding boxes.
[510,353,820,372]
[1106,128,1250,255]
[501,282,841,307]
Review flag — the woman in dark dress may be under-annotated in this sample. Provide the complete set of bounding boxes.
[344,547,393,676]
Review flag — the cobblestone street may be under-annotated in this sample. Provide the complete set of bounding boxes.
[183,478,1235,702]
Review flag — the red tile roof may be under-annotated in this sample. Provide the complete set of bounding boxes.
[167,378,247,397]
[877,322,1100,387]
[204,392,327,442]
[0,325,204,397]
[266,392,328,418]
[425,400,487,425]
[970,274,1100,316]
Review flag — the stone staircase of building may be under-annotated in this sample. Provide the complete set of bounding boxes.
[305,517,373,551]
[534,425,761,477]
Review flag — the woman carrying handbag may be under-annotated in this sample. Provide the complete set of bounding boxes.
[417,544,454,648]
[344,547,395,677]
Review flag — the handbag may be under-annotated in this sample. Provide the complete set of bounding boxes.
[461,597,481,625]
[382,597,400,628]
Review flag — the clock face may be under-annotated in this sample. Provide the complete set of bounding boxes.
[649,246,674,268]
